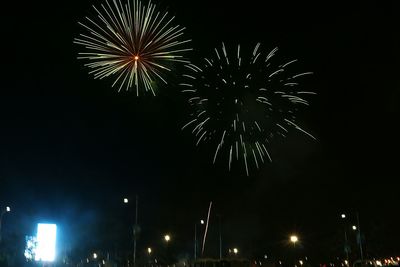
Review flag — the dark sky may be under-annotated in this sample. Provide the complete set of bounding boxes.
[0,0,399,262]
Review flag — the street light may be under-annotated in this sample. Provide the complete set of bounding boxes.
[93,253,98,259]
[0,206,10,215]
[290,235,298,244]
[341,213,349,263]
[289,235,299,267]
[122,196,139,267]
[164,235,171,264]
[233,248,238,255]
[164,234,170,242]
[147,247,153,264]
[0,206,11,243]
[352,225,357,231]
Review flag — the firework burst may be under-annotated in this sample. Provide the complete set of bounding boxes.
[74,0,192,95]
[181,43,316,176]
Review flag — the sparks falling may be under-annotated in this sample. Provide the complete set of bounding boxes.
[74,0,192,95]
[181,43,316,176]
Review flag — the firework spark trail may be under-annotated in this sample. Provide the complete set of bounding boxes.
[181,43,316,175]
[75,0,192,95]
[201,201,212,256]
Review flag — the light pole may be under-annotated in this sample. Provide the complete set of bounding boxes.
[341,213,349,263]
[0,206,11,243]
[164,234,171,264]
[290,235,298,247]
[123,196,139,267]
[147,247,152,264]
[290,235,299,267]
[194,220,204,260]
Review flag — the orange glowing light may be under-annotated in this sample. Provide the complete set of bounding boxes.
[134,55,139,61]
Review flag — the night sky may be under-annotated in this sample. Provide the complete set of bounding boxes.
[0,0,399,262]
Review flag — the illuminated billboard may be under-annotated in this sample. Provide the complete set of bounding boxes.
[35,223,57,262]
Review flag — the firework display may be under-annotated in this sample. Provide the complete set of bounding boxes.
[181,43,316,175]
[75,0,192,95]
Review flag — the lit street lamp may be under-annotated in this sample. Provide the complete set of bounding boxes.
[290,235,298,245]
[289,235,299,267]
[164,235,171,264]
[147,247,153,264]
[229,248,239,257]
[352,225,357,231]
[164,234,171,242]
[340,213,349,262]
[0,206,11,243]
[123,196,139,267]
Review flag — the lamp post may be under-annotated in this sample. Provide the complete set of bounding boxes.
[290,235,299,267]
[164,235,170,242]
[0,206,11,243]
[341,213,349,263]
[290,235,298,247]
[164,234,171,264]
[147,247,152,264]
[194,220,204,260]
[123,196,139,267]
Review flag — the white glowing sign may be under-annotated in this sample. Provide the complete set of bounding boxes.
[35,223,57,262]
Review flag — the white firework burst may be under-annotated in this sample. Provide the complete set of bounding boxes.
[181,43,316,176]
[75,0,192,95]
